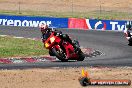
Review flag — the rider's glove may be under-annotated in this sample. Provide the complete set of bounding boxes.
[56,32,61,36]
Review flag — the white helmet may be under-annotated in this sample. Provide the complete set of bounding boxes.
[39,23,48,31]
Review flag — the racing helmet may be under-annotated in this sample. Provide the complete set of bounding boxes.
[39,23,48,32]
[126,22,132,29]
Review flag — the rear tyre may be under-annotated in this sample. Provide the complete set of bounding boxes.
[77,50,85,61]
[128,38,132,46]
[128,42,132,46]
[52,47,67,62]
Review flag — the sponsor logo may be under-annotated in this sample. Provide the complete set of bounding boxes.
[86,19,127,31]
[110,22,125,31]
[79,69,131,86]
[94,21,106,30]
[0,19,52,27]
[86,19,107,30]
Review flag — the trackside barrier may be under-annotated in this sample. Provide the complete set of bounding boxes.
[0,15,131,31]
[68,18,130,31]
[0,15,68,28]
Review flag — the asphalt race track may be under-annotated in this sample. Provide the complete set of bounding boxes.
[0,26,132,69]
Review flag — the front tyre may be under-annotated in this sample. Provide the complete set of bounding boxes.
[49,50,54,56]
[51,47,67,62]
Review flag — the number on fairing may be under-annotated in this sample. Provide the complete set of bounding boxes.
[50,37,55,43]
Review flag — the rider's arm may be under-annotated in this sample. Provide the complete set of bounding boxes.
[49,28,62,35]
[49,28,58,32]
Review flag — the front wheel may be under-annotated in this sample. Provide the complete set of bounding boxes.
[51,47,67,62]
[49,50,54,56]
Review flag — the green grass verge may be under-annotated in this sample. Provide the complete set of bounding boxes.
[0,36,48,58]
[0,10,132,20]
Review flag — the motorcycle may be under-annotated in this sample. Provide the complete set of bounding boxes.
[44,32,85,61]
[125,30,132,46]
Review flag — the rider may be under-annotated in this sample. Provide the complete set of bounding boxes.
[126,22,132,30]
[40,23,53,42]
[39,23,79,52]
[125,22,132,37]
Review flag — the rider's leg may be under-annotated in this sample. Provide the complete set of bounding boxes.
[62,34,80,52]
[41,34,46,42]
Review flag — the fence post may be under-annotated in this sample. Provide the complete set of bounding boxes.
[71,0,73,16]
[98,0,102,15]
[18,1,21,14]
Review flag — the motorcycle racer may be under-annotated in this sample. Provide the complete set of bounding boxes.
[39,23,80,52]
[124,22,132,45]
[125,22,132,36]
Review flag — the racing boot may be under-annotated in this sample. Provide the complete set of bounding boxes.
[72,40,81,53]
[62,34,80,53]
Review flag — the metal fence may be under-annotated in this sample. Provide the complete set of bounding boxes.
[0,0,132,20]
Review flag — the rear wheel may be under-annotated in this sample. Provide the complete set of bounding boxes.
[128,42,132,46]
[128,38,132,46]
[77,50,85,61]
[52,47,67,62]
